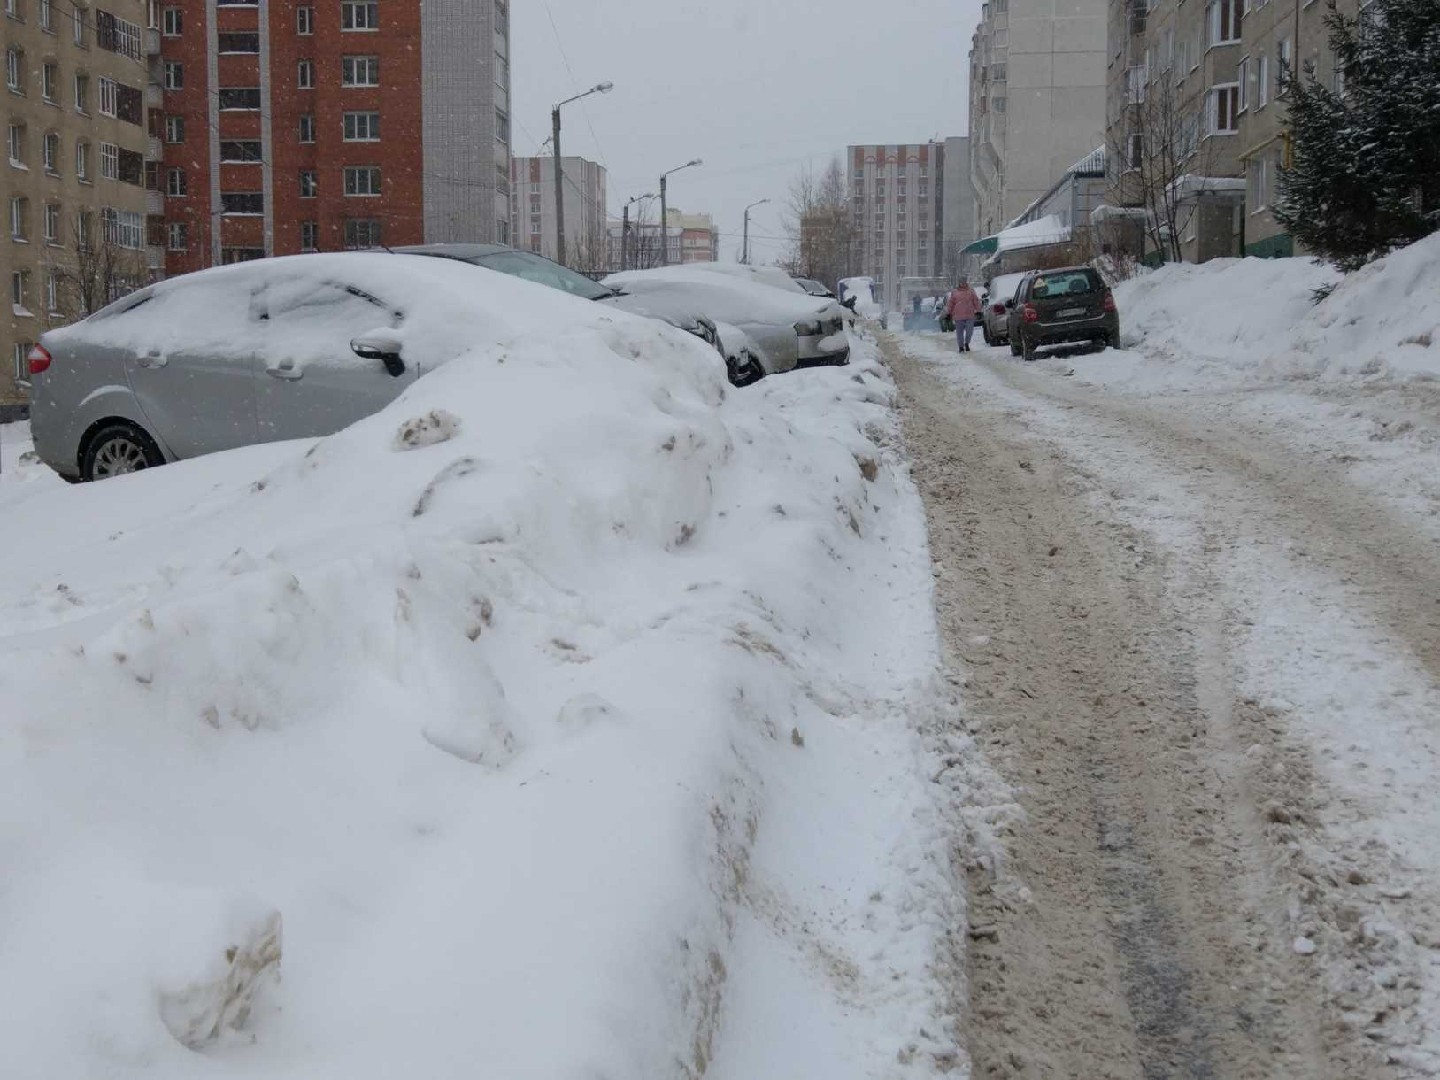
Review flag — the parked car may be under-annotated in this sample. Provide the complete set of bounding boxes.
[25,253,716,481]
[603,266,850,372]
[681,262,809,295]
[396,244,765,387]
[979,271,1031,346]
[1005,266,1120,361]
[792,277,837,299]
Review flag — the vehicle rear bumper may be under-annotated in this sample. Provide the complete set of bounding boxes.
[1029,314,1118,346]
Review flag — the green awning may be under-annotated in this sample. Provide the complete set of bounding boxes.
[963,234,999,255]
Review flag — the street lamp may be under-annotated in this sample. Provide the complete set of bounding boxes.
[621,191,655,272]
[659,158,703,266]
[551,80,613,267]
[741,198,770,265]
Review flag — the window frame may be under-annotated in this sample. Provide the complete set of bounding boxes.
[166,165,186,196]
[342,164,381,196]
[162,60,183,91]
[341,0,379,31]
[161,5,181,35]
[341,54,379,86]
[297,58,314,89]
[342,110,380,141]
[296,5,313,33]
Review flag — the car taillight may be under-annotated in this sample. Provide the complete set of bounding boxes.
[27,343,52,375]
[992,303,1005,314]
[1102,291,1116,313]
[1022,304,1039,323]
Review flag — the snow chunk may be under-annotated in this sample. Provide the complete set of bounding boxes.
[394,409,462,451]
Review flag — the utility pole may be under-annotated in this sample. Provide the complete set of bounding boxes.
[658,159,702,266]
[741,197,769,265]
[549,81,614,266]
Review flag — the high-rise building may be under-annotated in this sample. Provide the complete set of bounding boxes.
[157,0,511,276]
[968,0,1107,239]
[941,135,977,280]
[510,155,607,269]
[3,0,157,417]
[846,142,946,311]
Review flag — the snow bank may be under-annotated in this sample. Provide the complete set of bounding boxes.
[1113,232,1440,383]
[0,312,968,1076]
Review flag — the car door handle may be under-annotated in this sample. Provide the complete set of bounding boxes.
[136,351,167,369]
[266,366,304,381]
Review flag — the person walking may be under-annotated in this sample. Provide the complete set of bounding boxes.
[944,279,983,353]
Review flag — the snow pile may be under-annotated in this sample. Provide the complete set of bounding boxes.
[0,312,973,1076]
[1113,232,1440,383]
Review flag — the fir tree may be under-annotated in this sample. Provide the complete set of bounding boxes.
[1276,0,1440,271]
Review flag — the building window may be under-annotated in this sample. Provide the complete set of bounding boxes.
[43,201,58,242]
[39,0,52,30]
[343,165,381,196]
[297,59,314,89]
[166,166,185,196]
[341,55,379,86]
[1257,52,1269,107]
[13,342,32,381]
[220,191,264,215]
[1238,55,1250,110]
[45,269,57,312]
[220,247,266,264]
[41,61,57,101]
[993,96,1006,113]
[299,169,317,197]
[296,5,313,33]
[162,6,180,34]
[219,139,261,162]
[75,208,89,248]
[1207,0,1241,46]
[1206,82,1240,133]
[218,31,259,53]
[73,1,86,44]
[343,110,380,141]
[10,195,28,240]
[300,220,318,251]
[73,72,88,112]
[6,122,24,167]
[341,0,378,30]
[74,138,89,179]
[343,218,381,249]
[99,140,118,178]
[101,207,143,249]
[42,130,58,172]
[165,114,184,142]
[298,114,315,142]
[1276,37,1291,96]
[167,221,186,250]
[494,0,507,35]
[7,48,24,94]
[1247,154,1269,211]
[218,87,261,110]
[163,61,182,90]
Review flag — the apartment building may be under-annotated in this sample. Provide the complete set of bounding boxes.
[603,207,717,272]
[4,0,155,417]
[968,0,1107,240]
[510,154,607,269]
[157,0,511,275]
[940,135,976,279]
[1234,0,1353,256]
[846,142,946,311]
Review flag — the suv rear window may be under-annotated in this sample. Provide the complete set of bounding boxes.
[1027,270,1100,300]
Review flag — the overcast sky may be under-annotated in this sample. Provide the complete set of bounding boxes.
[511,0,985,266]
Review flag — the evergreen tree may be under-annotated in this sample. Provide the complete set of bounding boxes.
[1276,0,1440,271]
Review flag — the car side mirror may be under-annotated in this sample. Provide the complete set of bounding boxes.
[351,332,406,377]
[1003,299,1014,309]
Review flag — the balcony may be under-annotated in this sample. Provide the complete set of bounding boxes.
[146,189,164,214]
[147,245,165,270]
[146,28,161,55]
[147,136,162,159]
[146,83,163,107]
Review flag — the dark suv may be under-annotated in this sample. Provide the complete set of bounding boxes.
[1005,266,1120,361]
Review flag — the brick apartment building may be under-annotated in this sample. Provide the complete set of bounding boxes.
[847,143,947,311]
[158,0,511,275]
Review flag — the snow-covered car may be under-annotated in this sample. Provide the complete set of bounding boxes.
[395,244,766,387]
[679,261,809,295]
[792,277,837,298]
[979,271,1030,346]
[25,253,722,481]
[603,266,850,373]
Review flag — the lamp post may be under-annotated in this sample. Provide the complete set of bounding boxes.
[658,158,702,266]
[621,192,654,272]
[741,198,770,265]
[551,80,613,267]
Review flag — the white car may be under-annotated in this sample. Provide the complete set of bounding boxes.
[602,266,850,373]
[980,271,1031,346]
[679,262,809,295]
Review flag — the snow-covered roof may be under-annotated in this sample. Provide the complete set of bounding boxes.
[1167,174,1246,201]
[1068,145,1106,178]
[1090,203,1150,224]
[996,214,1070,253]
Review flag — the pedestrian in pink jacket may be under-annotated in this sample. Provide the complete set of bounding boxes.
[944,281,983,352]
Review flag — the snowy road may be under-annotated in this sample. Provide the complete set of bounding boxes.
[888,332,1440,1079]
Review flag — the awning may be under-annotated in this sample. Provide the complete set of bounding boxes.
[996,214,1070,253]
[963,234,999,255]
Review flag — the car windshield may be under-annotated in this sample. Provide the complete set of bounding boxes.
[473,250,616,301]
[1028,271,1098,300]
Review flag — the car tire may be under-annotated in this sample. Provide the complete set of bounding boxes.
[982,325,994,347]
[1009,338,1022,357]
[1022,334,1037,362]
[81,421,165,482]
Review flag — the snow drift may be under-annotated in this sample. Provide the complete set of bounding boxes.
[0,303,970,1077]
[1113,232,1440,383]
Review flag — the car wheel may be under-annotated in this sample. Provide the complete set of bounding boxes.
[982,325,994,346]
[82,421,165,482]
[1022,334,1037,362]
[1009,337,1021,357]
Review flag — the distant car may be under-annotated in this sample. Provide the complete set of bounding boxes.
[792,277,837,299]
[25,253,710,481]
[396,244,765,386]
[979,271,1030,346]
[1006,266,1120,361]
[603,266,850,372]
